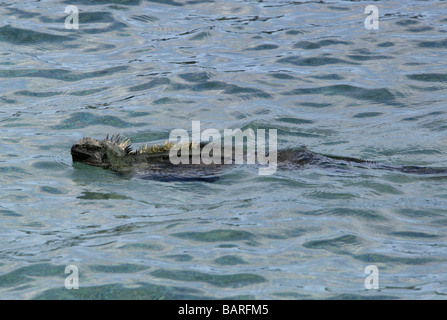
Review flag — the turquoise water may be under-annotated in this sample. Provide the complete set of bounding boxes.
[1,0,447,299]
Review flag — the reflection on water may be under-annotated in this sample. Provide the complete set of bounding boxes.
[1,0,447,299]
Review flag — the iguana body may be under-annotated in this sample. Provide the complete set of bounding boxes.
[70,135,447,181]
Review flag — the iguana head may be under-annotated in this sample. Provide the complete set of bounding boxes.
[71,135,132,168]
[72,135,198,171]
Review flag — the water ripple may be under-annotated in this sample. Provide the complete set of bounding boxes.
[2,0,447,300]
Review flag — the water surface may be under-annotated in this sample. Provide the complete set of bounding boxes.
[1,0,447,299]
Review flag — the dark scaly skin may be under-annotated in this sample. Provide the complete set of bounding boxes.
[70,135,447,180]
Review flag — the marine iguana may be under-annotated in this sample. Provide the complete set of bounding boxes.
[71,134,447,181]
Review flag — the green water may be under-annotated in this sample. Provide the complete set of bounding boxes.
[1,0,447,299]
